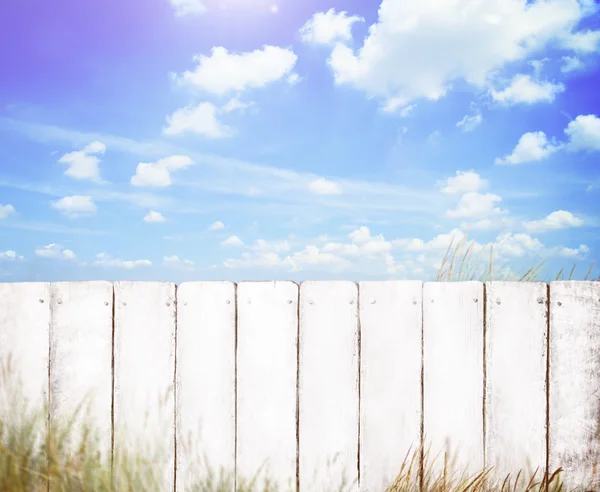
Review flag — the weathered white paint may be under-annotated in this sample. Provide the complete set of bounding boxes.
[237,281,298,492]
[113,281,176,491]
[175,282,236,492]
[299,281,359,492]
[549,281,600,490]
[49,281,113,465]
[0,282,50,452]
[423,281,484,481]
[358,281,422,492]
[485,282,547,484]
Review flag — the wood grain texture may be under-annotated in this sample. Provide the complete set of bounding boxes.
[485,282,547,483]
[114,281,176,491]
[49,281,113,466]
[175,281,236,492]
[299,281,359,492]
[549,281,600,490]
[423,281,484,480]
[237,281,298,492]
[358,281,422,492]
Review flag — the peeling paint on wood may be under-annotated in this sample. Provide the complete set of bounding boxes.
[485,281,547,484]
[236,281,298,492]
[549,281,600,490]
[299,281,359,492]
[175,281,236,492]
[358,281,422,492]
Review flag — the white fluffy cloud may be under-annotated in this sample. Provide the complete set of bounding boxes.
[558,244,589,258]
[308,178,342,195]
[0,204,15,219]
[163,255,194,268]
[131,155,194,187]
[445,192,506,219]
[325,0,595,110]
[221,235,244,247]
[564,114,600,151]
[439,170,488,194]
[93,253,151,269]
[163,103,234,138]
[0,250,23,261]
[209,221,225,230]
[490,74,564,104]
[174,46,298,96]
[495,131,562,164]
[143,210,166,223]
[169,0,206,16]
[52,195,97,219]
[58,141,106,183]
[35,244,76,260]
[299,8,364,45]
[456,113,482,132]
[523,210,584,233]
[561,56,584,73]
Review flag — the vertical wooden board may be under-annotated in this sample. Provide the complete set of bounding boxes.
[549,281,600,490]
[175,282,236,491]
[423,282,484,480]
[358,281,422,492]
[485,282,547,483]
[114,281,176,491]
[0,283,50,447]
[49,281,113,464]
[299,281,359,492]
[237,281,298,492]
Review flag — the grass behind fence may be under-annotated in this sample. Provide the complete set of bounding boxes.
[1,231,598,491]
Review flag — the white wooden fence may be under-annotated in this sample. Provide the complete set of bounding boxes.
[0,280,599,491]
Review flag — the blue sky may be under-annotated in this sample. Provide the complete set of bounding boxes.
[0,0,599,282]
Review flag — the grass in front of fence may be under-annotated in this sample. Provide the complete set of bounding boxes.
[1,235,598,491]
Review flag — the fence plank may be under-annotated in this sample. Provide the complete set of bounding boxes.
[358,281,422,492]
[299,281,359,492]
[113,281,176,491]
[237,281,298,492]
[485,282,547,484]
[0,282,50,454]
[423,281,484,481]
[549,281,600,490]
[49,281,113,467]
[175,281,236,491]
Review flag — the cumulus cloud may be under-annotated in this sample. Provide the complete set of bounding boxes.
[564,114,600,151]
[52,195,97,219]
[143,210,166,223]
[456,113,482,132]
[0,250,23,261]
[325,0,593,110]
[445,192,506,219]
[561,56,584,73]
[93,253,152,269]
[35,244,76,260]
[209,221,225,230]
[299,8,364,45]
[439,170,488,194]
[221,235,244,247]
[174,46,298,96]
[523,210,584,233]
[131,155,194,187]
[163,255,194,268]
[558,244,589,258]
[308,178,342,195]
[0,204,15,219]
[163,103,234,138]
[495,131,562,164]
[169,0,206,16]
[57,141,106,183]
[490,74,564,104]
